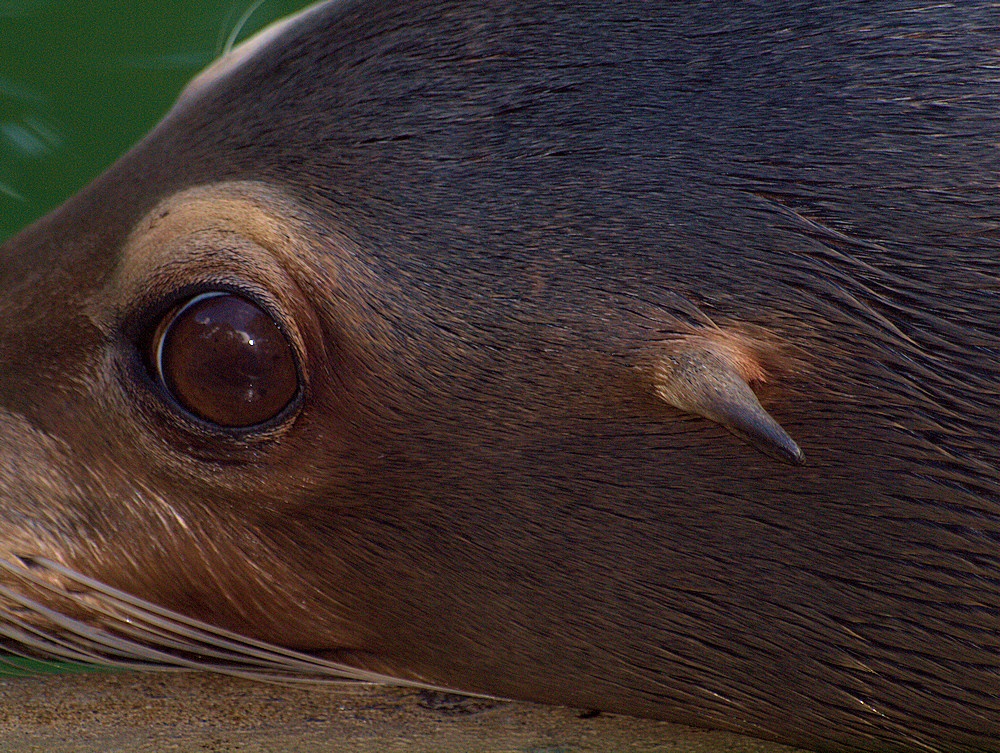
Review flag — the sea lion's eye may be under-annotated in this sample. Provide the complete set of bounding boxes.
[149,292,299,428]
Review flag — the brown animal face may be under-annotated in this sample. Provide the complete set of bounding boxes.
[2,1,1000,751]
[0,183,356,647]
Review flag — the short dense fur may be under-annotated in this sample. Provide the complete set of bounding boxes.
[1,2,999,751]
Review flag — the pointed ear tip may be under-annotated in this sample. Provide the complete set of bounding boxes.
[757,425,805,466]
[651,339,806,466]
[743,425,804,466]
[782,444,806,466]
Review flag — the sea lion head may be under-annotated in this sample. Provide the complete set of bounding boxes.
[2,1,999,751]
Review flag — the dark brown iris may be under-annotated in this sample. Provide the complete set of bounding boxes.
[150,292,299,428]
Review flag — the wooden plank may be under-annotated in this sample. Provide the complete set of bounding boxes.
[0,672,806,753]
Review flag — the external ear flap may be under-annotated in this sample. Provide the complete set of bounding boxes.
[653,337,805,466]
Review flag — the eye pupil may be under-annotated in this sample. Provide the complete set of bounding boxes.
[152,292,299,428]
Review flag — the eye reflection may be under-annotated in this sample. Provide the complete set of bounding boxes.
[149,292,299,428]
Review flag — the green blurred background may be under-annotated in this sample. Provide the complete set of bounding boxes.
[1,0,314,243]
[0,0,314,673]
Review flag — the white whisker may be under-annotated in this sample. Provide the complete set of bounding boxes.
[0,557,491,696]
